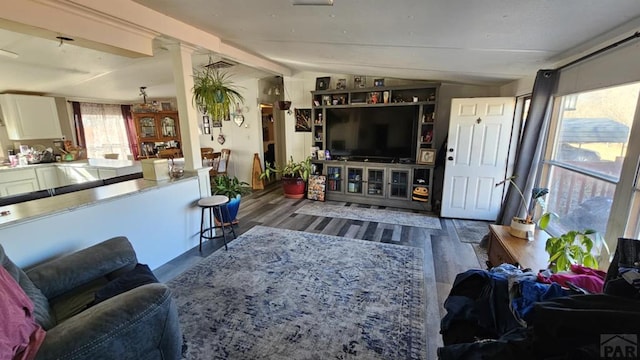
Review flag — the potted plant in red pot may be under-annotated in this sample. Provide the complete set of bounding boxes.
[260,156,312,199]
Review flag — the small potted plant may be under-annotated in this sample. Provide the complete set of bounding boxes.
[496,175,552,239]
[260,156,312,199]
[211,175,251,224]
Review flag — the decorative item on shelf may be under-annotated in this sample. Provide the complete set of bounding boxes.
[367,92,380,104]
[374,78,384,87]
[325,149,331,160]
[192,60,245,122]
[322,95,331,106]
[495,176,553,239]
[353,75,365,88]
[310,146,320,160]
[383,91,390,104]
[294,108,312,132]
[317,149,326,160]
[336,78,346,90]
[412,187,429,202]
[417,148,436,165]
[315,76,330,90]
[161,102,172,111]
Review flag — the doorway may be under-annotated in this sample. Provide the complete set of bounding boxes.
[441,97,516,220]
[261,104,277,184]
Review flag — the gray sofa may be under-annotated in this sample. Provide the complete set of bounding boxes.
[0,236,182,360]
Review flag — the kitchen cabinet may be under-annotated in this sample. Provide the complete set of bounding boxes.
[133,111,181,159]
[35,166,61,189]
[0,94,62,140]
[0,168,39,196]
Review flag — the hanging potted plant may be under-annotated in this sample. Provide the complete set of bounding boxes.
[496,176,553,239]
[260,156,312,199]
[192,66,245,121]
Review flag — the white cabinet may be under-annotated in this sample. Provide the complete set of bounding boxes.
[0,168,39,196]
[35,166,60,189]
[0,94,62,140]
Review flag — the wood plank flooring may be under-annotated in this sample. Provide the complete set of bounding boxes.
[154,182,487,357]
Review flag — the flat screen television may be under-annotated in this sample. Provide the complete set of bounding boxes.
[325,106,418,162]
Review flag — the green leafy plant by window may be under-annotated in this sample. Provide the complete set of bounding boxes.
[496,175,553,228]
[545,229,600,273]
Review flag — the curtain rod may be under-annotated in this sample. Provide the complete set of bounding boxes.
[558,31,640,70]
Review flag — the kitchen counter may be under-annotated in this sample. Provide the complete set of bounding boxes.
[0,175,196,228]
[0,158,141,172]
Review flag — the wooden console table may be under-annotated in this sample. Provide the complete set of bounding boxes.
[487,224,550,272]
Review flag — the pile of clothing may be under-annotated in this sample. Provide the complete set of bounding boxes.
[438,238,640,360]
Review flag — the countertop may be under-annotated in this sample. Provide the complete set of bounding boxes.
[0,175,196,228]
[0,158,141,172]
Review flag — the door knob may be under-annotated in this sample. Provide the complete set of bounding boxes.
[448,156,454,161]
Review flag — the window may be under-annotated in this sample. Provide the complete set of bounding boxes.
[541,82,640,239]
[79,103,132,159]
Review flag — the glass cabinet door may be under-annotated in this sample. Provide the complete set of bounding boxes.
[138,116,157,139]
[366,168,385,197]
[326,165,343,192]
[346,166,364,195]
[160,115,178,138]
[389,169,410,199]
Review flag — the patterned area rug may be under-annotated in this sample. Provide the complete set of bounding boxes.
[295,202,441,229]
[168,226,427,359]
[452,219,491,244]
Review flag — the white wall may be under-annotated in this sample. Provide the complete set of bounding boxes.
[197,79,262,185]
[0,178,202,270]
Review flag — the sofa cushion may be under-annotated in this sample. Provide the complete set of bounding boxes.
[0,244,54,330]
[91,263,159,306]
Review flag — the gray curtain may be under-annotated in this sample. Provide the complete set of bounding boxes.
[496,69,559,225]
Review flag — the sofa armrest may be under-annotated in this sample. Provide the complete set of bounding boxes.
[26,236,138,300]
[35,283,182,360]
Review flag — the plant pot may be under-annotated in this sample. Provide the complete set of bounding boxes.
[509,217,535,239]
[277,101,291,110]
[214,194,241,224]
[282,177,306,199]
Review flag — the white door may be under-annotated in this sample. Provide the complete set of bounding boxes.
[441,97,515,220]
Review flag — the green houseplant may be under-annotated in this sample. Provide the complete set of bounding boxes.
[192,66,244,121]
[211,175,251,223]
[545,229,601,273]
[496,175,552,238]
[260,156,312,199]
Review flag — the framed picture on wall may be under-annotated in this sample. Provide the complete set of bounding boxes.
[203,125,211,135]
[315,76,330,90]
[295,108,312,132]
[417,148,436,165]
[203,115,210,124]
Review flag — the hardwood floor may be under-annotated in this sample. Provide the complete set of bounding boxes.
[154,182,487,355]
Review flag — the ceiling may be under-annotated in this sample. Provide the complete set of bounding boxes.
[1,0,640,102]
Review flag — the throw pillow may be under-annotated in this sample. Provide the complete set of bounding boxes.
[90,263,158,306]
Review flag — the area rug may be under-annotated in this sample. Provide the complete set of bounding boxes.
[168,225,427,359]
[452,219,491,244]
[295,202,441,229]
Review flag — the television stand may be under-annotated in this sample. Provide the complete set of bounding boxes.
[312,159,433,211]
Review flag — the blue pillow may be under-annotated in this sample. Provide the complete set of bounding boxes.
[91,263,158,306]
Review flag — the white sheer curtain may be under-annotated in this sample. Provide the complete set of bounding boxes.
[80,103,131,159]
